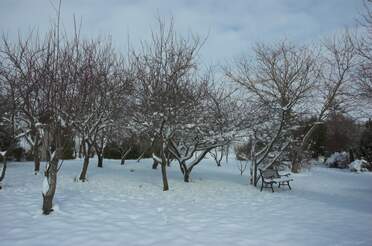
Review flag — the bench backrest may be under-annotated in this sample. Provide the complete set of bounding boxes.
[260,169,279,179]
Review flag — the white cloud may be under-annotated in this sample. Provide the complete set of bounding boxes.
[0,0,364,65]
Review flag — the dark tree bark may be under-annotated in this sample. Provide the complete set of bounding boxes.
[78,143,83,158]
[179,148,212,183]
[210,148,224,167]
[153,133,169,191]
[79,140,92,181]
[42,148,61,215]
[152,159,159,169]
[291,149,302,173]
[97,151,103,168]
[79,155,90,182]
[161,141,169,191]
[31,129,42,174]
[34,151,41,174]
[0,157,7,190]
[183,169,190,182]
[349,148,355,162]
[120,147,132,165]
[161,161,169,191]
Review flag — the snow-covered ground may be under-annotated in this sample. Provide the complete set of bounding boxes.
[1,158,372,246]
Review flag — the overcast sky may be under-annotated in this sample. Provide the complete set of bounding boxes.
[0,0,365,65]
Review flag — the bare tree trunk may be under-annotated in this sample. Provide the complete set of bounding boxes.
[161,149,169,190]
[33,134,42,174]
[79,141,91,181]
[179,163,185,174]
[152,159,159,169]
[216,150,223,167]
[254,161,259,186]
[349,148,355,162]
[42,148,60,215]
[137,151,146,163]
[161,161,169,191]
[291,148,301,173]
[160,137,169,191]
[184,171,190,182]
[78,142,83,158]
[0,158,7,190]
[293,123,322,173]
[225,144,229,164]
[179,148,212,183]
[41,130,49,161]
[210,148,224,167]
[34,150,41,174]
[120,147,132,165]
[250,139,258,186]
[79,156,89,181]
[97,151,103,168]
[250,158,259,186]
[178,162,190,182]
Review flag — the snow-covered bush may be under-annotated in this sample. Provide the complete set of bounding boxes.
[349,160,370,172]
[325,152,349,169]
[308,157,324,166]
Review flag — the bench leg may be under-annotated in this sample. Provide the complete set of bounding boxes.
[278,183,281,188]
[260,182,263,192]
[287,181,291,190]
[271,184,274,193]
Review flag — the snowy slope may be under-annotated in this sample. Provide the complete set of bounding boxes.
[1,158,372,246]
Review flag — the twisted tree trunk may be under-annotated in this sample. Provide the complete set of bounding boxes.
[79,156,90,181]
[42,148,61,215]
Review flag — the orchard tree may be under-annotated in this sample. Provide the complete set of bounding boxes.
[226,41,318,184]
[0,34,54,174]
[130,18,204,190]
[295,32,356,171]
[0,85,16,189]
[167,84,242,182]
[60,38,132,181]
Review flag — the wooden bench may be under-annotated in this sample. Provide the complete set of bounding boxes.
[258,168,293,192]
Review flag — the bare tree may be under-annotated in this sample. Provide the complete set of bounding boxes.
[237,160,248,176]
[167,84,240,182]
[0,74,15,189]
[60,37,131,181]
[0,34,52,174]
[355,1,372,102]
[106,121,134,165]
[226,41,317,185]
[130,18,204,190]
[0,102,15,189]
[294,32,356,172]
[210,147,224,167]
